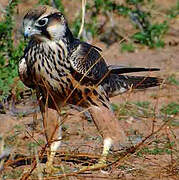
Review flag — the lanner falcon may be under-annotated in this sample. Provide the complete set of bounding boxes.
[18,5,162,173]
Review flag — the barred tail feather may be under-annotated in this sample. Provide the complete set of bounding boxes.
[108,65,160,74]
[102,74,162,97]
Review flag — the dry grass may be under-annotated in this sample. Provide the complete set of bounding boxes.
[1,77,178,179]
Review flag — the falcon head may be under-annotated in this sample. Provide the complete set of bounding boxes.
[23,5,70,42]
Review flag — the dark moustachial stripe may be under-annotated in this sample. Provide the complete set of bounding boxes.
[41,29,51,40]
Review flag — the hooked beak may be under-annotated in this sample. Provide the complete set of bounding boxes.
[24,26,40,38]
[24,26,31,38]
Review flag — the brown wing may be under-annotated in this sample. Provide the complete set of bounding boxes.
[69,41,109,84]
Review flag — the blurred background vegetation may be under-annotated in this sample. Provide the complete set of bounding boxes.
[0,0,178,101]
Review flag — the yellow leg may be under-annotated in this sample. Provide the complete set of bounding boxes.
[79,105,127,172]
[46,124,62,173]
[99,137,113,163]
[79,137,113,171]
[45,110,62,174]
[36,90,62,174]
[39,105,62,174]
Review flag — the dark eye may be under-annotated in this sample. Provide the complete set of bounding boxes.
[36,18,48,26]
